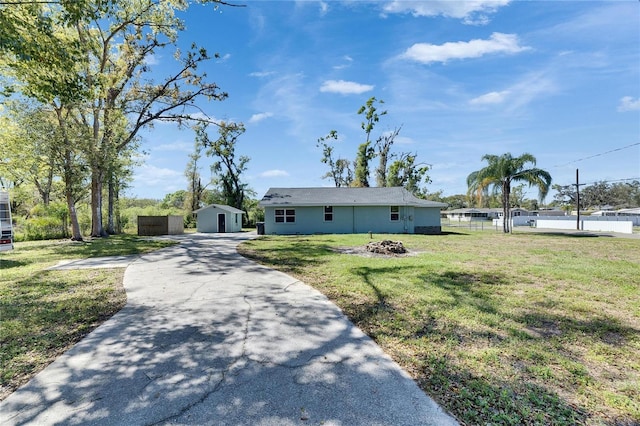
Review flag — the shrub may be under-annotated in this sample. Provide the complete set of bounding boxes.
[21,216,68,240]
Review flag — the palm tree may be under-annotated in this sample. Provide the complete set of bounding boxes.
[467,153,552,233]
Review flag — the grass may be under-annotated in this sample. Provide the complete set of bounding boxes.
[0,235,177,400]
[238,229,640,425]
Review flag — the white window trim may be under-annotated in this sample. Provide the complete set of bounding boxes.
[390,205,400,222]
[275,208,296,224]
[324,206,333,222]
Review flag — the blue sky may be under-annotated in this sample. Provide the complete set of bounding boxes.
[131,0,640,203]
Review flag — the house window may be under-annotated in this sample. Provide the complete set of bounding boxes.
[390,206,400,221]
[324,206,333,222]
[275,209,295,223]
[235,213,238,224]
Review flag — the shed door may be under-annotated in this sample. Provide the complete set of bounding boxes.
[218,213,226,233]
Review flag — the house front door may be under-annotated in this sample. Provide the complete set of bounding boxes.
[218,213,226,233]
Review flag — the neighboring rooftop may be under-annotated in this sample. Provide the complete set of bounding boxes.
[259,187,448,208]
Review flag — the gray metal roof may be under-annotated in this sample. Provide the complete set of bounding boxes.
[193,204,245,214]
[259,187,448,208]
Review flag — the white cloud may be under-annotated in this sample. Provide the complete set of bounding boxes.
[469,90,510,105]
[333,55,354,70]
[400,32,529,64]
[217,53,231,63]
[319,1,328,16]
[618,96,640,112]
[382,0,510,24]
[394,135,415,145]
[134,165,182,186]
[144,54,160,66]
[467,72,556,112]
[250,71,275,78]
[260,169,290,178]
[249,112,274,123]
[320,80,374,95]
[155,141,193,152]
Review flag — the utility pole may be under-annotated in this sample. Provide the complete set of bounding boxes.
[576,169,580,230]
[574,168,586,230]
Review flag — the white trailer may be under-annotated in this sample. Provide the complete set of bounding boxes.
[0,191,14,251]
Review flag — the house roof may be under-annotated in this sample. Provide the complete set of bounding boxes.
[193,204,245,214]
[259,187,448,208]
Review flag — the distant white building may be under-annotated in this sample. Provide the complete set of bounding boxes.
[592,207,640,217]
[444,207,531,222]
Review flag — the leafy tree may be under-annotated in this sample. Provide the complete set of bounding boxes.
[467,153,551,233]
[0,99,88,240]
[353,97,386,187]
[553,180,640,210]
[374,127,400,187]
[317,96,431,194]
[197,121,250,211]
[442,194,470,210]
[0,102,57,206]
[0,2,87,103]
[51,102,91,240]
[2,1,232,238]
[353,142,375,187]
[185,138,206,214]
[552,184,577,209]
[386,153,431,195]
[317,130,353,187]
[161,190,188,210]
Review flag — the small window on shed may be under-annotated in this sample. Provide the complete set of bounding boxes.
[390,206,400,221]
[324,206,333,222]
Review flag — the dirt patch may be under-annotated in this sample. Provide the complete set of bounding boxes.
[332,245,421,258]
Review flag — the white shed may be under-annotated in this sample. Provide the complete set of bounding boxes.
[194,204,244,233]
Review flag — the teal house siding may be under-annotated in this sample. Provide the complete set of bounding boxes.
[353,206,408,234]
[259,188,447,235]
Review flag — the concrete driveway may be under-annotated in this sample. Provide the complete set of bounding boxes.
[0,233,457,425]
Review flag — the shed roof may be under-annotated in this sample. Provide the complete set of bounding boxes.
[193,204,245,214]
[259,187,447,208]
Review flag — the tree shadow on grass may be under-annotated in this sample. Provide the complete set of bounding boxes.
[238,238,334,276]
[415,352,588,425]
[425,271,508,317]
[518,310,640,347]
[0,259,26,269]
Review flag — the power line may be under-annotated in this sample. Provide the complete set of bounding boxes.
[553,142,640,168]
[557,177,640,188]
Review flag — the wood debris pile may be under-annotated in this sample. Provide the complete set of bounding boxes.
[365,240,406,255]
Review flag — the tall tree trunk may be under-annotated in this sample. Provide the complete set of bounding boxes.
[114,181,122,234]
[66,190,83,241]
[63,149,83,241]
[503,181,511,233]
[91,168,107,237]
[106,171,115,235]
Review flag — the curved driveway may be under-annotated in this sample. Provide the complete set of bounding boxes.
[1,233,457,425]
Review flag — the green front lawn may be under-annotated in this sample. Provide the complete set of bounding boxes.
[238,229,640,425]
